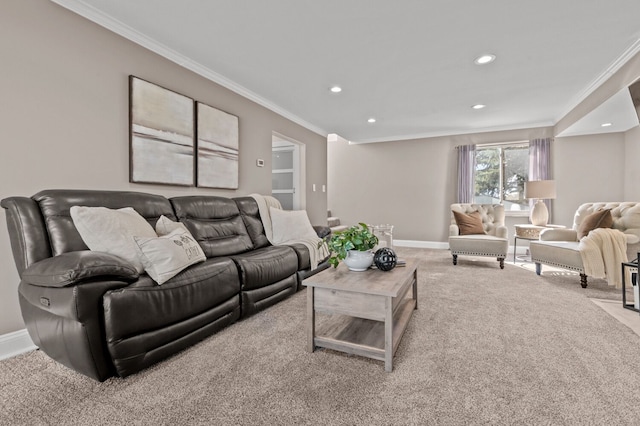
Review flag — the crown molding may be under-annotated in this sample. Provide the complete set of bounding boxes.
[556,37,640,123]
[50,0,327,137]
[347,121,555,144]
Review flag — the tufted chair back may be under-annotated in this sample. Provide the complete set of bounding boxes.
[450,203,505,237]
[572,202,640,260]
[573,202,640,233]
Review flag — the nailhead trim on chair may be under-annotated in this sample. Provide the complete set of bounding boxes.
[451,250,506,257]
[531,259,585,273]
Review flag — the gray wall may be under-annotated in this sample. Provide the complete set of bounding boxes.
[328,135,454,242]
[625,126,640,201]
[553,133,626,227]
[0,1,327,334]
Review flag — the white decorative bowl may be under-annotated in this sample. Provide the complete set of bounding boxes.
[343,250,374,271]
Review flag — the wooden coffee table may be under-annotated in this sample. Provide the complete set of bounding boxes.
[303,259,418,372]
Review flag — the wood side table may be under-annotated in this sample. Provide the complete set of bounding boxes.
[513,224,565,263]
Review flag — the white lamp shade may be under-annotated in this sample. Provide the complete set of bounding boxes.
[524,180,556,200]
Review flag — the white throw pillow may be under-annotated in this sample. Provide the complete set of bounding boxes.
[134,228,206,285]
[269,207,317,244]
[155,215,190,236]
[70,206,157,273]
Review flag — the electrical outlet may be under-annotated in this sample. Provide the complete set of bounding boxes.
[256,159,264,167]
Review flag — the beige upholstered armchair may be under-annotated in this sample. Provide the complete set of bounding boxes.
[449,204,509,269]
[530,202,640,288]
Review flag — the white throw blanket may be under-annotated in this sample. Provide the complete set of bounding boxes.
[249,194,329,270]
[578,228,628,288]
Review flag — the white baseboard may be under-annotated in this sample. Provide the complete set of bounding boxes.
[0,329,37,361]
[394,240,449,249]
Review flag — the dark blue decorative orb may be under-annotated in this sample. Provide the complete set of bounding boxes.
[374,248,397,271]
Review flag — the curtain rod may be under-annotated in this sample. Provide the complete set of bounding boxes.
[455,140,529,149]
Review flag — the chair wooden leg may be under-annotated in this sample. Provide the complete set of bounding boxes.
[452,254,458,265]
[580,274,588,288]
[498,257,504,269]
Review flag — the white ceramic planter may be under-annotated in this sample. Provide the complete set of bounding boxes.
[343,250,374,271]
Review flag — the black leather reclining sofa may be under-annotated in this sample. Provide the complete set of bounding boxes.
[1,190,330,381]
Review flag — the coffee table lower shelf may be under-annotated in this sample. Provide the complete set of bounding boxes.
[313,299,416,364]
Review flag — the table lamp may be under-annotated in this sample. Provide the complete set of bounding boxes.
[524,180,556,226]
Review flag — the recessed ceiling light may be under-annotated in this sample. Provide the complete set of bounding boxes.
[472,104,486,109]
[474,54,496,65]
[601,122,613,127]
[367,118,376,123]
[330,86,342,93]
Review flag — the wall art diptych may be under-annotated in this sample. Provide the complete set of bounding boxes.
[196,102,239,189]
[129,76,195,186]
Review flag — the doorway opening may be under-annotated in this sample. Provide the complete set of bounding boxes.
[271,133,306,210]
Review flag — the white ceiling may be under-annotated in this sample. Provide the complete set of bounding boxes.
[54,0,640,142]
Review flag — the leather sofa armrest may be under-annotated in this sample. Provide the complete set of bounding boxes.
[22,251,139,288]
[449,224,459,236]
[495,226,508,239]
[1,196,52,275]
[313,225,331,239]
[539,228,578,242]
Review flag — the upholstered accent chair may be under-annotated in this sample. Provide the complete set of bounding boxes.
[449,204,509,269]
[530,202,640,288]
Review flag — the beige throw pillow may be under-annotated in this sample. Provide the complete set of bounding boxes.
[269,207,318,243]
[155,215,190,236]
[452,210,486,235]
[577,209,613,239]
[70,206,157,273]
[134,227,206,285]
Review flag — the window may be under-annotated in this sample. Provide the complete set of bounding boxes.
[474,142,529,211]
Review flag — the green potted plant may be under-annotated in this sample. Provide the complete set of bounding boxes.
[325,223,378,271]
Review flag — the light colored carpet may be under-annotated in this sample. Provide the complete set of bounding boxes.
[2,248,640,425]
